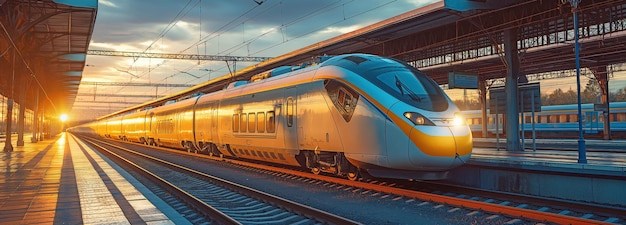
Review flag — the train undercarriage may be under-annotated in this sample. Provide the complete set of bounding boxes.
[132,136,363,180]
[300,151,361,181]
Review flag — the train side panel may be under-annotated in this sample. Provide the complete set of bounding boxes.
[295,80,343,153]
[107,116,123,140]
[193,92,224,152]
[217,82,299,165]
[122,110,148,143]
[151,98,195,148]
[313,67,393,169]
[178,98,198,150]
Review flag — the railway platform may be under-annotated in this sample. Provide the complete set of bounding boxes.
[0,133,190,224]
[446,137,626,207]
[471,137,626,169]
[473,137,626,152]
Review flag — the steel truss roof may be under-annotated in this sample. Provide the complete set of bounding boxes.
[0,0,97,116]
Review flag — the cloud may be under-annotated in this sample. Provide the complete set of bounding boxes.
[77,0,437,120]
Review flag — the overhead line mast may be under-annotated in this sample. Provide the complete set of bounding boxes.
[86,49,272,62]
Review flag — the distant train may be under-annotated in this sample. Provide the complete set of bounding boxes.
[69,54,472,180]
[461,102,626,138]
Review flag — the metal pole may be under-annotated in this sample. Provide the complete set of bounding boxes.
[3,49,15,152]
[496,98,500,151]
[519,91,526,151]
[572,1,587,163]
[530,92,537,151]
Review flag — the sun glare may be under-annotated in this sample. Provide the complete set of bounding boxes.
[60,114,68,122]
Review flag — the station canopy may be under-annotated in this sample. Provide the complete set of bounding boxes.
[0,0,97,116]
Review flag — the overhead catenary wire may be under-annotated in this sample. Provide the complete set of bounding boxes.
[110,0,407,99]
[116,0,267,95]
[157,0,393,88]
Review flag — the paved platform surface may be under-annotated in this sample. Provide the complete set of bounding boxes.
[448,138,626,207]
[470,138,626,175]
[0,132,190,224]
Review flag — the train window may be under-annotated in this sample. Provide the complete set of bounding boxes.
[248,112,256,133]
[616,113,626,122]
[267,111,276,133]
[240,113,247,132]
[336,88,354,113]
[549,115,558,123]
[257,112,265,133]
[559,114,568,123]
[232,114,239,132]
[287,98,294,127]
[338,90,345,105]
[343,91,353,111]
[524,116,532,123]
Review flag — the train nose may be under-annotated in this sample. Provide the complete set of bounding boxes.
[407,122,472,169]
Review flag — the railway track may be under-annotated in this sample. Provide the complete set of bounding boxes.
[77,135,361,225]
[227,159,625,224]
[78,135,625,224]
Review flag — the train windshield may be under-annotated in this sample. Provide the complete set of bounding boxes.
[319,54,448,111]
[375,69,448,111]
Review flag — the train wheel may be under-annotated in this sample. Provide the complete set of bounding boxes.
[347,171,359,181]
[311,167,321,175]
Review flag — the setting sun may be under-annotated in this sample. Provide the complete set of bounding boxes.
[60,114,68,122]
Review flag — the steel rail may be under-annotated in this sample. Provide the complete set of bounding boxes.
[80,135,361,225]
[78,136,241,225]
[80,135,617,224]
[199,152,616,225]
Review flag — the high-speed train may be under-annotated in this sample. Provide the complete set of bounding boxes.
[70,54,472,180]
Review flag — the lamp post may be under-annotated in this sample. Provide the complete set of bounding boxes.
[570,0,587,163]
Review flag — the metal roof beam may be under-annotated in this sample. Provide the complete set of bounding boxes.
[79,81,194,87]
[87,49,273,62]
[73,100,145,105]
[76,93,163,98]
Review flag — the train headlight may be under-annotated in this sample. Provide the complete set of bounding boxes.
[452,114,465,126]
[404,112,435,126]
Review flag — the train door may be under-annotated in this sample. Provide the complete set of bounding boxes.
[585,111,600,134]
[193,102,213,144]
[147,112,155,145]
[211,104,219,143]
[284,87,298,151]
[141,111,148,143]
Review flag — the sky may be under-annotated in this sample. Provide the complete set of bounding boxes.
[72,0,626,122]
[72,0,438,121]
